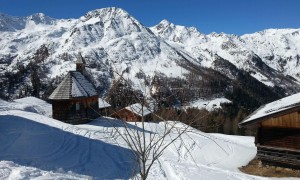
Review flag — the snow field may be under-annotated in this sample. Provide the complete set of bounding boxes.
[185,98,232,111]
[0,97,293,179]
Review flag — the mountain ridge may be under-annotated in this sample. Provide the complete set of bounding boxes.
[0,7,299,110]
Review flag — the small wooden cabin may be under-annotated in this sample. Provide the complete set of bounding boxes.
[48,54,99,124]
[112,103,152,122]
[239,92,300,169]
[98,98,111,116]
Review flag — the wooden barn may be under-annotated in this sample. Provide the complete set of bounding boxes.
[239,92,300,169]
[98,98,111,116]
[112,103,152,122]
[48,54,99,124]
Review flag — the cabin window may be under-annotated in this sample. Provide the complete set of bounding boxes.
[76,103,80,111]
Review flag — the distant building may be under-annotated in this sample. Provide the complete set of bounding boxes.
[112,103,152,122]
[48,53,99,124]
[98,98,111,116]
[239,92,300,169]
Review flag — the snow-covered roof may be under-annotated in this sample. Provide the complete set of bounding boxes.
[240,92,300,126]
[125,103,152,117]
[49,71,98,100]
[98,98,111,109]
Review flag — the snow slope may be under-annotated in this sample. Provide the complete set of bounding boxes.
[0,110,137,179]
[0,96,52,117]
[0,7,188,78]
[185,97,232,111]
[0,97,294,179]
[242,29,300,76]
[151,20,300,89]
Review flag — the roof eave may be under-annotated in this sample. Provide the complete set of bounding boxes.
[239,105,300,128]
[49,95,98,101]
[99,105,111,109]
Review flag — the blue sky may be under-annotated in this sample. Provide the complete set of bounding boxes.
[0,0,299,35]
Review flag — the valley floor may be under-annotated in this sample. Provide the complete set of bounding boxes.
[0,97,298,179]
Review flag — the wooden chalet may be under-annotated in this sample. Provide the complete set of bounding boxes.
[112,103,152,122]
[98,98,111,116]
[239,92,300,169]
[48,53,99,124]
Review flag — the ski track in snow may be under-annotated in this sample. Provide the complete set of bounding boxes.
[0,97,297,180]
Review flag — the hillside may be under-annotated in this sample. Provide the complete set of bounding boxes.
[0,7,300,117]
[0,97,266,179]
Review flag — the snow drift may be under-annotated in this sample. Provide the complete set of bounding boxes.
[0,97,266,179]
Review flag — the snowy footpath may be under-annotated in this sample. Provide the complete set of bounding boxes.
[0,97,297,179]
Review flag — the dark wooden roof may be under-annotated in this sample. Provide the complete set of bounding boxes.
[49,71,98,100]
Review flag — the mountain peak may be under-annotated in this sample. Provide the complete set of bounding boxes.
[152,19,174,32]
[27,13,55,25]
[159,19,172,26]
[83,7,130,20]
[153,19,201,34]
[78,7,146,35]
[150,19,203,44]
[30,13,46,18]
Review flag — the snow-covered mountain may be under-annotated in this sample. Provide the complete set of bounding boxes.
[0,7,300,106]
[0,8,191,98]
[151,20,300,88]
[0,7,187,75]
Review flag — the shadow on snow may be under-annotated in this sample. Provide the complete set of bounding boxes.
[0,115,139,179]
